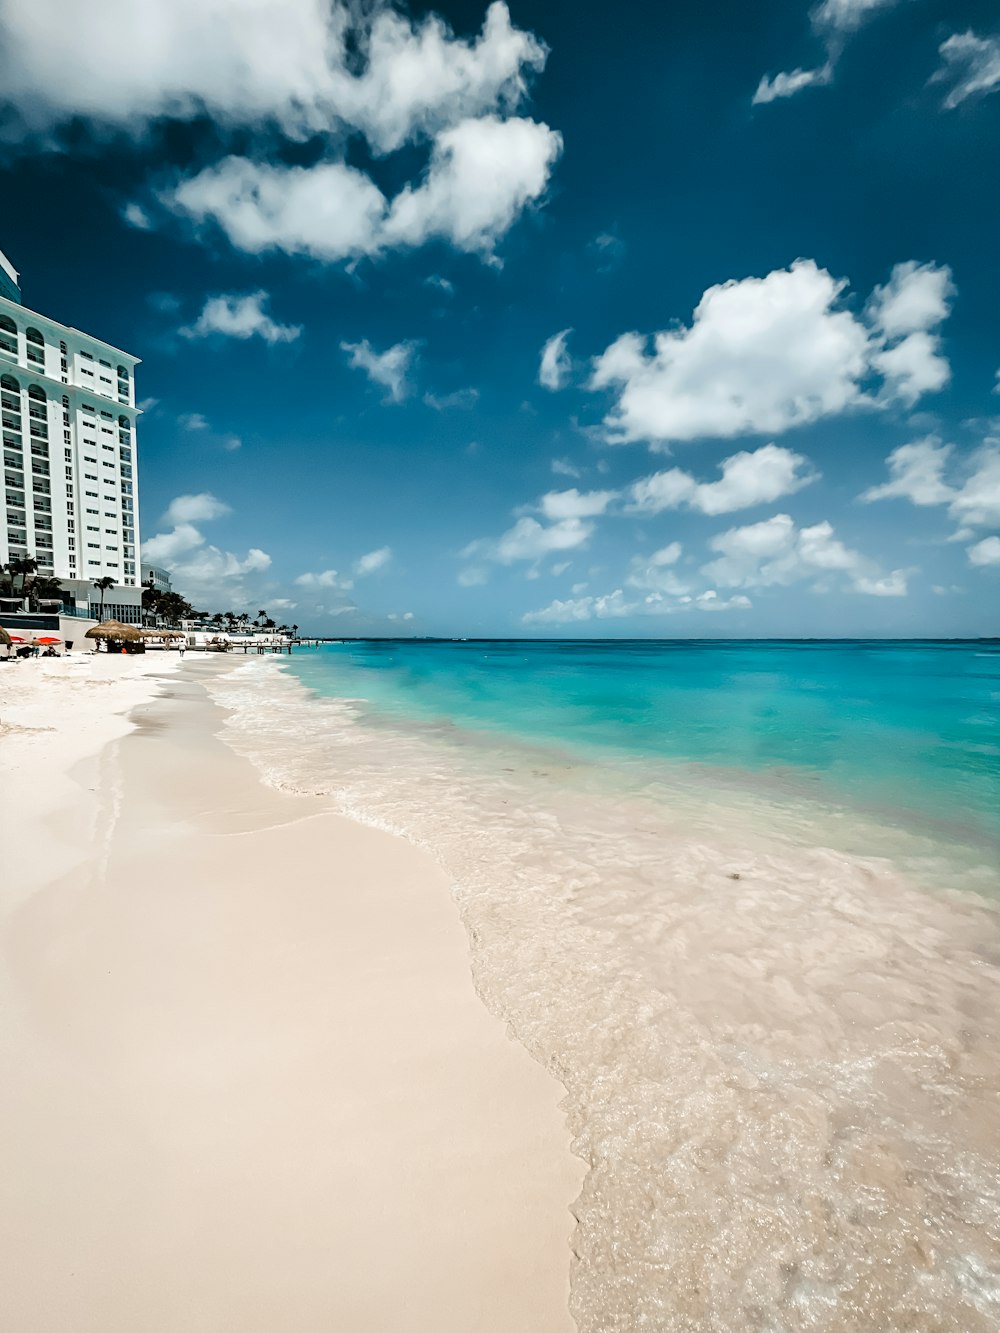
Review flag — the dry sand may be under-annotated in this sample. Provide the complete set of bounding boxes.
[0,653,582,1331]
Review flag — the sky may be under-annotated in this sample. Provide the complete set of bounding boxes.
[0,0,998,638]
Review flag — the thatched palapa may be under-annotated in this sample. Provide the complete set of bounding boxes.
[85,619,144,643]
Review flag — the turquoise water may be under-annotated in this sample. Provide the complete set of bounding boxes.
[286,639,1000,849]
[212,643,1000,1330]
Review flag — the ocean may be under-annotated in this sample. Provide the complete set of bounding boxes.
[206,639,1000,1332]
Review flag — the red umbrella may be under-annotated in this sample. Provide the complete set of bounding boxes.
[8,634,27,643]
[34,636,62,645]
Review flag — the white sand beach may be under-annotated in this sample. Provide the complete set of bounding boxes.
[0,653,582,1332]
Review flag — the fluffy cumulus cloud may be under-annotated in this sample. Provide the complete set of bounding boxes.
[167,119,560,260]
[341,340,417,403]
[702,513,908,596]
[862,438,1000,554]
[932,31,1000,109]
[539,328,573,390]
[0,0,543,142]
[295,569,353,590]
[142,493,271,599]
[967,535,1000,567]
[754,0,902,105]
[180,290,301,345]
[0,2,560,264]
[538,487,617,520]
[164,493,230,525]
[590,259,953,447]
[626,444,816,515]
[381,115,561,254]
[460,514,593,582]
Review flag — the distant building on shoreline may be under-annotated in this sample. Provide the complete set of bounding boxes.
[141,561,172,593]
[1,245,143,623]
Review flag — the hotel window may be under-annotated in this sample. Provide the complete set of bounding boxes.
[80,350,93,360]
[87,543,99,550]
[82,403,95,414]
[0,315,17,356]
[85,490,98,498]
[26,329,45,366]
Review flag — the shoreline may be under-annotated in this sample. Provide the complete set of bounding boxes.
[209,649,1000,1332]
[0,654,583,1331]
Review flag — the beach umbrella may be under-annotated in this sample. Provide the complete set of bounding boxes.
[34,635,61,645]
[7,633,27,643]
[0,627,11,646]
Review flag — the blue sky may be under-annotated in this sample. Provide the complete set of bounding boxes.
[1,0,998,636]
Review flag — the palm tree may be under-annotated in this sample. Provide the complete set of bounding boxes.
[291,623,299,640]
[27,575,63,612]
[256,609,268,627]
[92,576,116,620]
[9,554,37,595]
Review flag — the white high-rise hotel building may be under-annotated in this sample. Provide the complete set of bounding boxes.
[1,246,143,622]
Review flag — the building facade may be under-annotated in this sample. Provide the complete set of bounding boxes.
[141,561,172,592]
[0,247,143,621]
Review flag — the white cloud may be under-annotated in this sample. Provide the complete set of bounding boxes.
[169,157,388,261]
[382,115,561,255]
[523,589,633,624]
[522,583,752,624]
[178,412,209,432]
[462,515,594,575]
[294,569,353,590]
[328,0,547,154]
[626,545,690,598]
[862,438,1000,531]
[539,328,573,390]
[423,387,479,410]
[425,274,455,295]
[860,437,955,506]
[164,493,230,525]
[354,546,392,575]
[167,120,559,262]
[702,512,908,596]
[949,446,1000,529]
[141,523,204,563]
[626,444,815,516]
[754,0,901,105]
[853,570,910,596]
[590,259,953,446]
[753,64,833,105]
[122,201,152,230]
[933,31,1000,109]
[813,0,901,34]
[867,261,955,338]
[0,0,545,143]
[870,331,950,404]
[538,487,616,520]
[180,290,301,345]
[141,492,270,599]
[551,457,582,478]
[968,536,1000,567]
[341,339,416,403]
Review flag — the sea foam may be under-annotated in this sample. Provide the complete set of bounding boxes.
[206,657,1000,1332]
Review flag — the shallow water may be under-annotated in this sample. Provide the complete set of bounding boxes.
[205,641,1000,1332]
